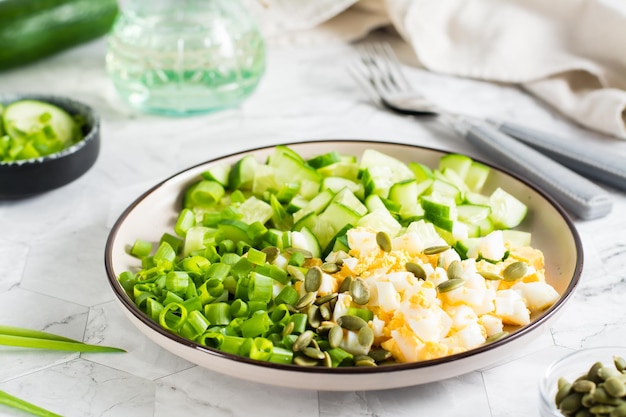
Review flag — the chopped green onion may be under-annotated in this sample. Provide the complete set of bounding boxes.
[159,303,188,331]
[130,239,153,258]
[205,302,231,326]
[246,247,266,266]
[268,346,294,364]
[174,208,196,237]
[154,242,176,270]
[160,233,183,255]
[288,313,307,334]
[327,347,354,367]
[229,299,249,318]
[0,334,125,353]
[247,272,273,303]
[249,337,273,361]
[196,331,224,348]
[240,311,271,338]
[274,286,299,306]
[0,390,63,417]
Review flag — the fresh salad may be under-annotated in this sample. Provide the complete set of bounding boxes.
[118,145,560,367]
[0,99,84,162]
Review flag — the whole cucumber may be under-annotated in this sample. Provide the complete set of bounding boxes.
[0,0,119,71]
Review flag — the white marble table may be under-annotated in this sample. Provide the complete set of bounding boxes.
[1,31,626,417]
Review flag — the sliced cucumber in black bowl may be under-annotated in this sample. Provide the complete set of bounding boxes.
[0,93,100,198]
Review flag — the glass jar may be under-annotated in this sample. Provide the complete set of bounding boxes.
[106,0,266,116]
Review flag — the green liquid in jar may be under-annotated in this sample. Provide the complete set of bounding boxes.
[106,8,265,116]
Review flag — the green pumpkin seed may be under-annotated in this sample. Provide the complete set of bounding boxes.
[285,247,313,258]
[319,303,332,320]
[581,392,595,408]
[261,246,280,263]
[437,278,465,293]
[282,321,295,337]
[316,323,334,337]
[321,262,340,274]
[315,293,338,306]
[307,304,322,328]
[559,393,583,413]
[599,366,622,381]
[358,326,374,348]
[556,381,573,405]
[615,356,626,373]
[338,276,353,293]
[302,346,325,360]
[337,315,368,331]
[293,330,315,352]
[594,387,622,405]
[326,250,349,265]
[406,262,426,280]
[287,265,305,282]
[323,351,333,368]
[446,260,463,280]
[293,355,319,366]
[328,325,344,348]
[604,376,626,397]
[502,261,528,281]
[485,331,509,344]
[610,403,626,417]
[588,362,606,384]
[376,231,392,252]
[349,277,370,305]
[368,348,392,363]
[295,292,316,310]
[354,354,377,367]
[590,404,616,414]
[305,266,323,292]
[573,380,596,394]
[478,271,502,281]
[423,245,450,255]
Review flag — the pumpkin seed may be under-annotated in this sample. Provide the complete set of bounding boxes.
[610,404,626,417]
[358,326,374,348]
[437,278,465,293]
[559,393,583,414]
[338,277,353,293]
[573,380,596,394]
[292,330,315,352]
[295,292,316,310]
[599,366,622,381]
[588,361,606,384]
[285,247,313,258]
[354,354,376,367]
[326,250,349,265]
[328,325,344,348]
[315,293,338,306]
[293,355,319,367]
[478,271,502,281]
[302,346,325,360]
[604,376,626,397]
[589,404,616,414]
[323,351,333,368]
[556,381,573,405]
[594,387,622,405]
[307,304,322,328]
[406,262,426,280]
[349,277,370,305]
[261,246,280,263]
[337,315,368,331]
[376,231,392,252]
[423,245,450,255]
[615,356,626,373]
[446,260,463,280]
[319,303,332,320]
[502,261,528,281]
[321,262,340,274]
[287,265,305,282]
[305,266,323,292]
[368,348,392,363]
[485,331,509,344]
[282,321,295,337]
[581,392,595,408]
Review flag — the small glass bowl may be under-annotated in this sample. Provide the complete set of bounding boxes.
[539,346,626,417]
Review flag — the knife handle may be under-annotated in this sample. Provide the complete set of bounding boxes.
[489,119,626,191]
[461,122,613,220]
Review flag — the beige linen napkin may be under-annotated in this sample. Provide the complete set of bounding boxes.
[245,0,626,139]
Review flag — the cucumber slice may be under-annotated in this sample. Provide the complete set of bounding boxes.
[201,163,230,187]
[456,204,491,223]
[317,202,361,248]
[489,187,528,229]
[293,189,335,224]
[317,161,360,181]
[408,162,433,182]
[357,207,402,238]
[331,187,368,216]
[229,155,258,191]
[237,196,273,225]
[502,229,532,247]
[464,191,490,206]
[251,164,279,196]
[438,153,472,179]
[465,161,490,193]
[2,99,77,144]
[421,195,457,220]
[307,151,341,169]
[291,227,321,258]
[360,149,415,182]
[321,176,363,198]
[388,179,426,219]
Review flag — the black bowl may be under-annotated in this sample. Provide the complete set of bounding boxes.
[0,93,100,198]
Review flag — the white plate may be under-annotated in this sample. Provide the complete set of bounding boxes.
[104,140,582,391]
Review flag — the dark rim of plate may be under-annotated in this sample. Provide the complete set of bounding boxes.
[104,139,583,375]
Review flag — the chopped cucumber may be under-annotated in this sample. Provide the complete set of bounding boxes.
[489,187,528,229]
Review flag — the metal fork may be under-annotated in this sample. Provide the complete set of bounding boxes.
[349,42,614,220]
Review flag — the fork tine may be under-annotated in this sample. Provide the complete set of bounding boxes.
[375,43,413,92]
[347,61,383,105]
[356,43,413,97]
